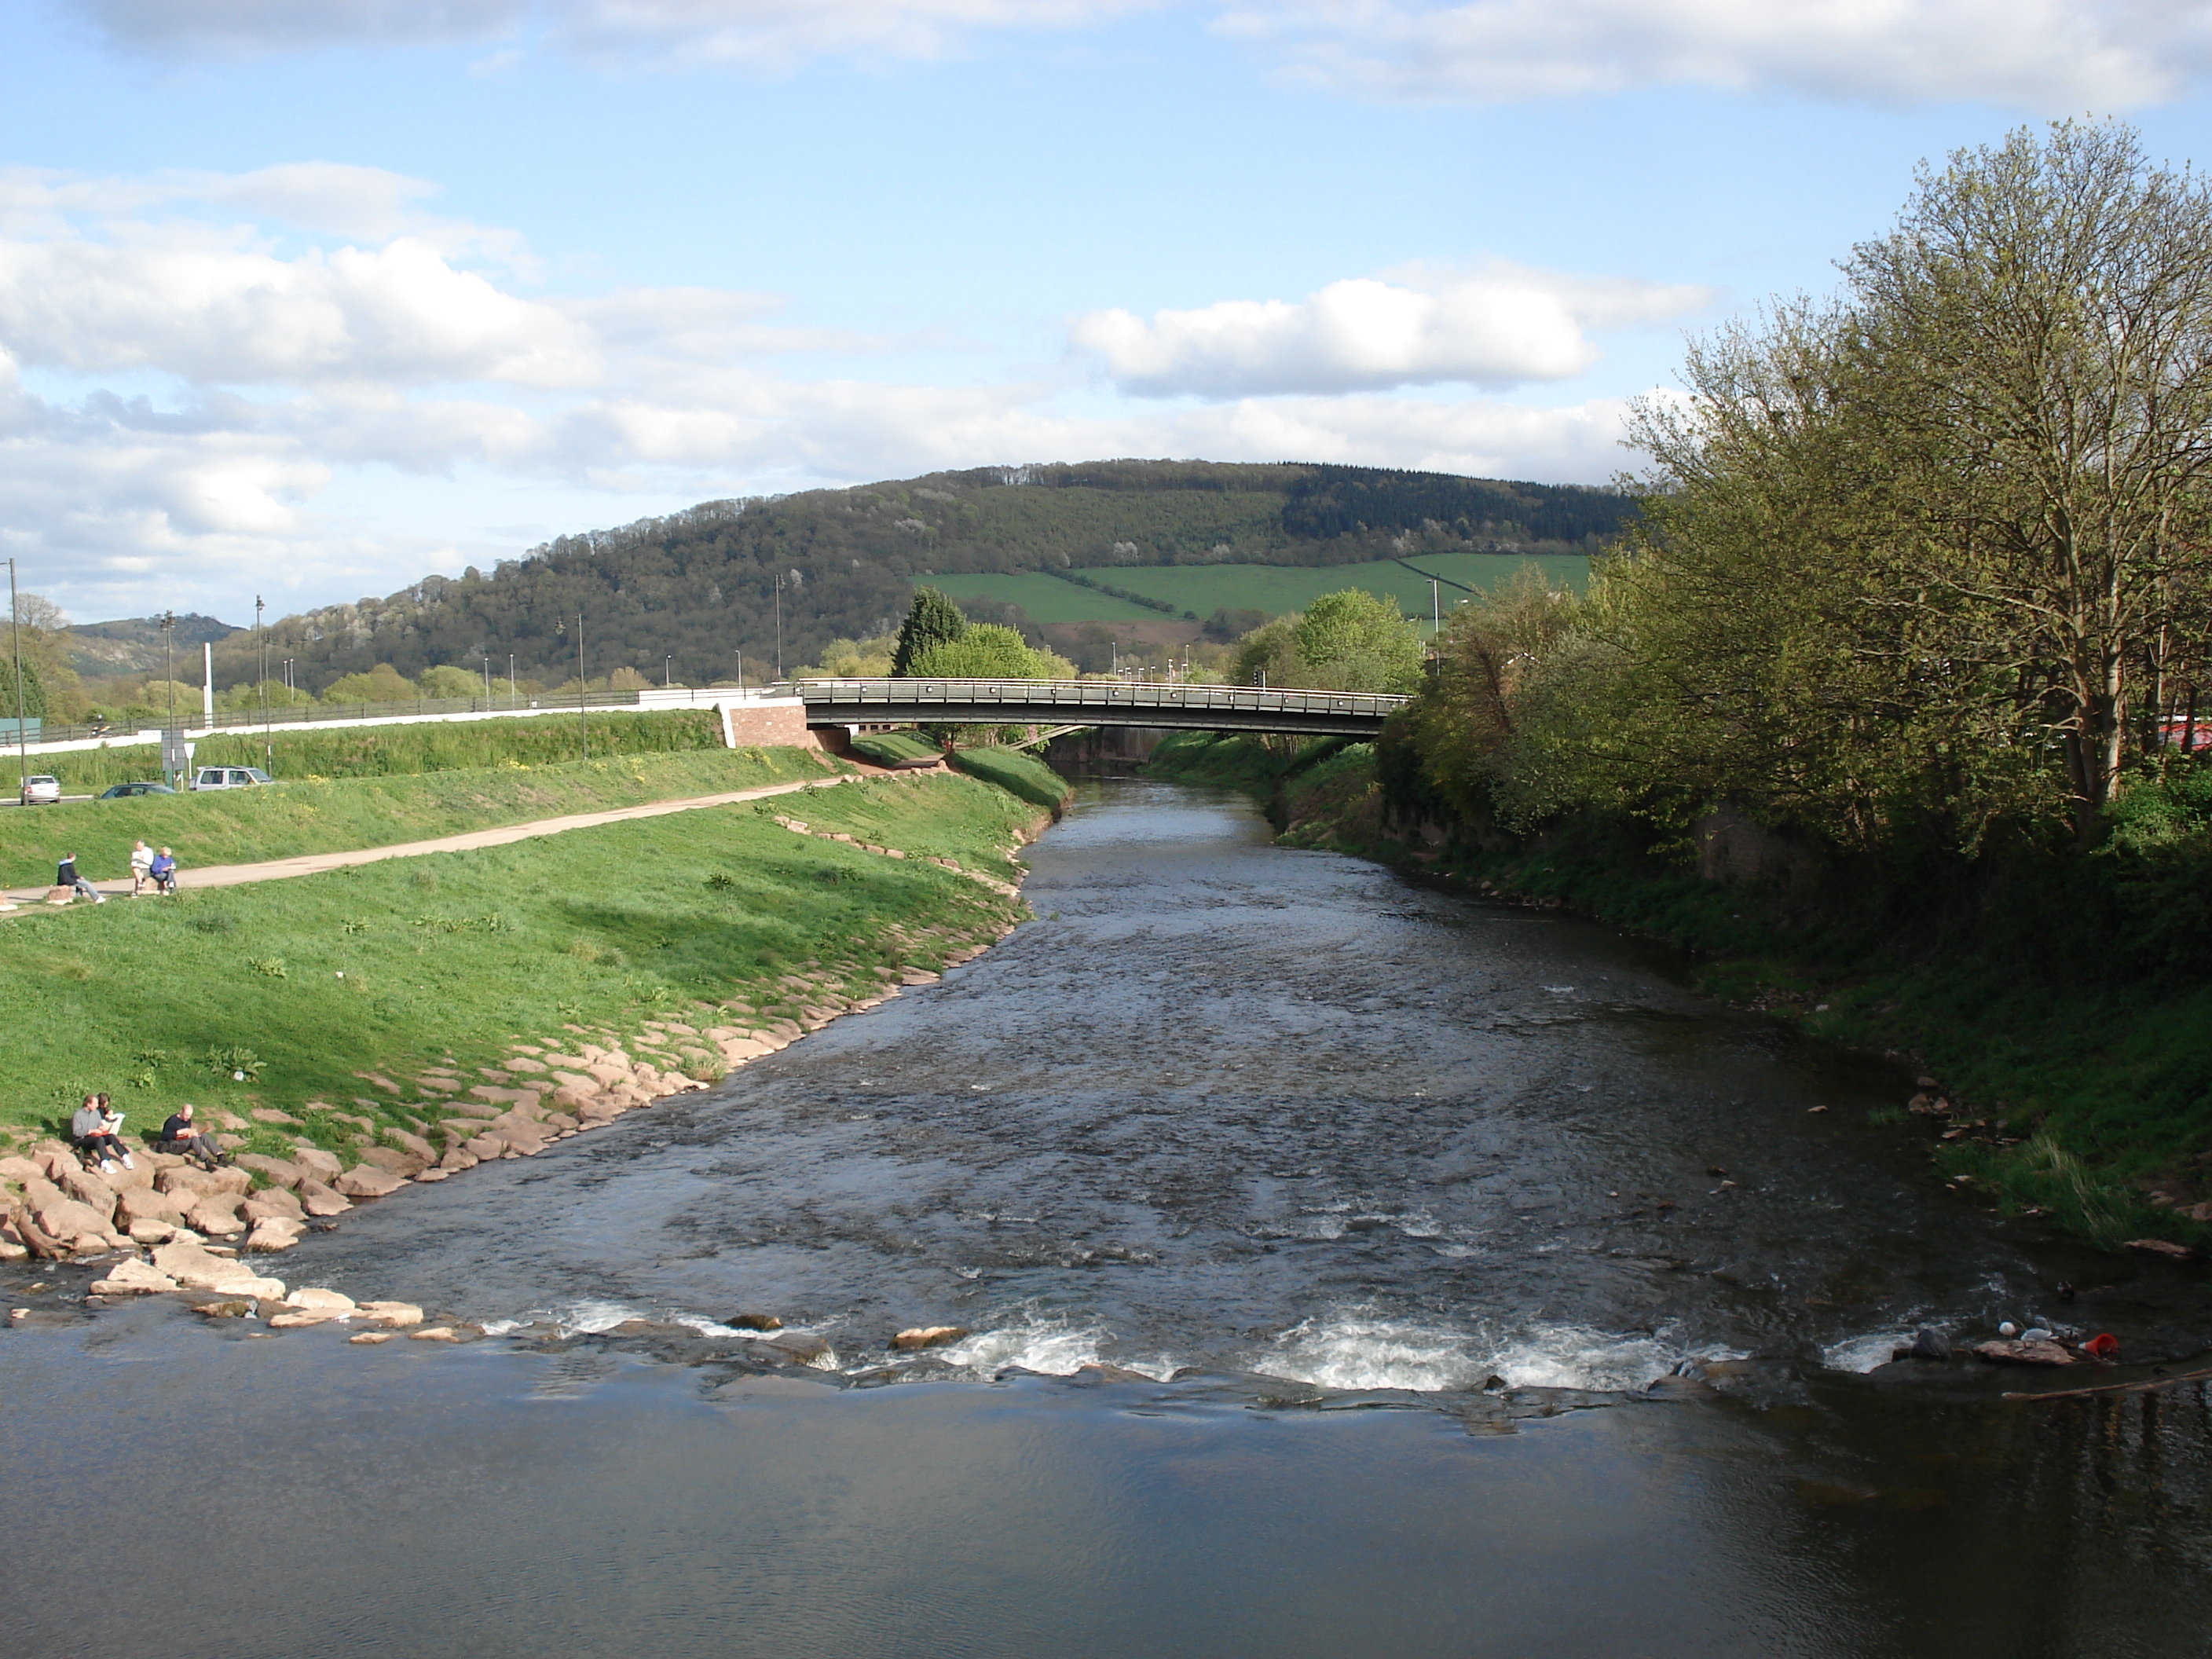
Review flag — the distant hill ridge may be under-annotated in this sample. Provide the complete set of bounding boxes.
[203,460,1635,694]
[67,612,241,678]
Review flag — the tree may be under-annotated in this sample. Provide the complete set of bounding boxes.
[324,665,418,704]
[906,624,1072,680]
[1624,120,2212,848]
[1294,589,1425,694]
[892,588,969,676]
[2,655,45,720]
[416,665,485,699]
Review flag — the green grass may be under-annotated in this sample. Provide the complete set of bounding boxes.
[946,746,1073,812]
[0,772,1037,1147]
[936,553,1591,628]
[0,746,848,889]
[848,730,944,766]
[20,709,729,794]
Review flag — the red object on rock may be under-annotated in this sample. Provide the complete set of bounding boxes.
[2082,1332,2119,1360]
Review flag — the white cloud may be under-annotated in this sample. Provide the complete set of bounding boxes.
[1073,265,1710,397]
[1215,0,2212,111]
[0,163,1639,622]
[75,0,1163,72]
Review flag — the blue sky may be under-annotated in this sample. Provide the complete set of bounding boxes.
[4,1,2211,624]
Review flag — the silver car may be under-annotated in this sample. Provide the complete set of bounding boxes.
[189,766,273,792]
[17,774,59,805]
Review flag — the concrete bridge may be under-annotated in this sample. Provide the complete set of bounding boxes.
[793,678,1408,738]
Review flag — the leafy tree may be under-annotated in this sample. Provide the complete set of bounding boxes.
[324,665,419,704]
[2,654,45,720]
[793,634,898,679]
[1294,590,1425,694]
[892,588,969,676]
[416,665,487,699]
[906,624,1073,680]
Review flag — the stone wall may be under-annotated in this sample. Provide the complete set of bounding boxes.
[720,699,825,750]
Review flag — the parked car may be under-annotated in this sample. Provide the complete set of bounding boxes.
[189,767,273,792]
[17,775,59,805]
[97,781,178,799]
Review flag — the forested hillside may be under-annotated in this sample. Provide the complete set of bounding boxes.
[199,460,1633,694]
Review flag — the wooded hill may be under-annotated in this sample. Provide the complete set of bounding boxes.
[201,461,1634,694]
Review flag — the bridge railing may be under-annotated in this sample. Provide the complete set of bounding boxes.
[789,677,1409,719]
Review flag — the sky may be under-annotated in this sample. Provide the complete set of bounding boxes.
[5,2,2212,627]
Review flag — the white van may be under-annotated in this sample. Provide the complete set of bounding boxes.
[189,766,273,792]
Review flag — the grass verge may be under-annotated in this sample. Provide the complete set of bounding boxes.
[947,746,1073,813]
[0,771,1035,1154]
[21,708,733,794]
[1,745,848,889]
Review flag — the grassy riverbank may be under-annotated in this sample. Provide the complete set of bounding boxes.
[1148,731,2212,1253]
[0,771,1037,1155]
[19,708,735,795]
[0,745,848,888]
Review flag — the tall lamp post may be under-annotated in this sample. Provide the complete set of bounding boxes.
[159,610,177,786]
[255,595,270,758]
[509,653,517,701]
[665,654,673,688]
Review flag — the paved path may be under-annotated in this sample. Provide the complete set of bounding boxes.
[1,772,875,909]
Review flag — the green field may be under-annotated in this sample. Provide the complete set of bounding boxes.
[936,553,1591,628]
[0,771,1035,1146]
[0,746,848,890]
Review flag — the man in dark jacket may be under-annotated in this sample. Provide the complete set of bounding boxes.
[56,853,103,904]
[157,1104,223,1170]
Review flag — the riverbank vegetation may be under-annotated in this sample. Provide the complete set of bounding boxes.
[20,708,735,795]
[0,745,846,888]
[0,771,1037,1154]
[1163,124,2212,1252]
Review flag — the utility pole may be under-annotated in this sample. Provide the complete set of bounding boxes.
[8,559,27,800]
[665,654,673,688]
[735,649,745,696]
[509,653,516,700]
[773,574,783,680]
[159,610,177,786]
[480,648,492,702]
[1430,577,1441,640]
[576,612,589,758]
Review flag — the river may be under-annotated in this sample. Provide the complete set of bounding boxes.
[5,777,2210,1656]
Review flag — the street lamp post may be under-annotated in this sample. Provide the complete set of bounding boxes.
[255,595,270,757]
[159,610,177,786]
[665,654,672,688]
[509,653,516,701]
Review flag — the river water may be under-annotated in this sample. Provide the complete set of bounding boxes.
[6,778,2212,1656]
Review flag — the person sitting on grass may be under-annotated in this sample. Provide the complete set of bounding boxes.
[70,1093,132,1173]
[56,853,104,904]
[148,847,177,895]
[157,1103,223,1170]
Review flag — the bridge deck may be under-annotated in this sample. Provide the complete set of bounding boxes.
[793,678,1406,738]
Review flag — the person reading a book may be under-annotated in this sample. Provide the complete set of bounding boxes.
[157,1103,222,1170]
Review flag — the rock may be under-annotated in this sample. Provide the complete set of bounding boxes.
[891,1325,969,1350]
[150,1240,285,1299]
[413,1168,451,1182]
[0,1155,45,1184]
[127,1220,179,1245]
[333,1166,406,1199]
[115,1186,187,1229]
[1916,1075,1939,1090]
[386,1130,438,1161]
[437,1147,479,1172]
[350,1331,397,1345]
[58,1166,119,1214]
[2126,1237,2197,1260]
[250,1108,304,1126]
[355,1146,429,1177]
[727,1313,783,1331]
[155,1165,249,1198]
[236,1155,309,1189]
[192,1299,255,1318]
[89,1259,179,1295]
[354,1301,423,1328]
[289,1287,357,1310]
[1972,1339,2075,1367]
[35,1198,113,1243]
[1072,1362,1155,1384]
[267,1309,342,1328]
[409,1326,462,1342]
[184,1198,245,1237]
[1908,1328,1951,1361]
[763,1332,834,1366]
[290,1146,344,1181]
[242,1188,305,1223]
[463,1136,504,1162]
[244,1218,305,1253]
[297,1181,353,1217]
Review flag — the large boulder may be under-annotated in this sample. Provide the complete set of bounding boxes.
[353,1301,423,1328]
[291,1287,356,1311]
[115,1186,187,1229]
[89,1258,179,1295]
[290,1146,344,1181]
[0,1154,46,1185]
[35,1198,115,1243]
[156,1165,250,1199]
[244,1218,305,1253]
[57,1166,118,1217]
[151,1240,285,1298]
[353,1147,428,1179]
[333,1166,405,1199]
[236,1154,309,1189]
[185,1198,245,1238]
[243,1189,305,1223]
[297,1181,352,1218]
